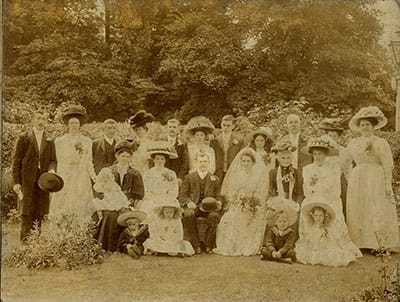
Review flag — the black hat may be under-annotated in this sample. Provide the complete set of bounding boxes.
[62,104,88,124]
[129,110,155,128]
[38,172,64,193]
[199,197,222,213]
[114,140,135,155]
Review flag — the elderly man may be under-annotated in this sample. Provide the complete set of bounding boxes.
[179,151,222,254]
[280,114,312,172]
[92,119,118,175]
[210,115,244,181]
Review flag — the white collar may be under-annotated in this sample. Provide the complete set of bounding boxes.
[104,135,114,145]
[33,128,44,136]
[197,170,208,179]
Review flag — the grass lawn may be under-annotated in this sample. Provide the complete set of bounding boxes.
[1,222,399,302]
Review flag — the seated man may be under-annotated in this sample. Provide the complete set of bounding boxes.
[178,151,222,254]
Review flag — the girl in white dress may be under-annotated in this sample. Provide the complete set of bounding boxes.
[249,126,274,170]
[214,147,269,256]
[346,106,400,252]
[49,105,96,223]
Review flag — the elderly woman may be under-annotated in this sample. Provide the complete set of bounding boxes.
[49,105,95,223]
[94,140,145,252]
[346,106,400,252]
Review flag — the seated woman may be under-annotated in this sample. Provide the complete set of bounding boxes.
[214,147,269,256]
[94,140,145,252]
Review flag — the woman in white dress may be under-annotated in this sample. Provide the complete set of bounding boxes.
[49,105,96,223]
[214,147,269,256]
[139,140,179,215]
[346,106,400,252]
[183,116,216,174]
[296,137,361,264]
[248,126,274,170]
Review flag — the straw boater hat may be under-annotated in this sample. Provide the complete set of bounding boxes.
[185,116,215,136]
[146,140,178,159]
[153,197,184,217]
[271,140,297,153]
[319,118,345,132]
[302,201,336,226]
[38,172,64,193]
[199,197,222,213]
[250,127,273,141]
[129,110,155,128]
[62,104,88,124]
[117,210,147,227]
[300,137,338,156]
[348,106,387,131]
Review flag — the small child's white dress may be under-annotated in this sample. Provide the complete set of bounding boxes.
[143,217,194,256]
[295,224,357,267]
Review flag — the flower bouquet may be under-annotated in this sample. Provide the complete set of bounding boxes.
[75,142,83,156]
[239,194,261,217]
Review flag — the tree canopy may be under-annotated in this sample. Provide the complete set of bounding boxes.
[4,0,396,127]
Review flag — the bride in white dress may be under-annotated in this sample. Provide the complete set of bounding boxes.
[214,147,269,256]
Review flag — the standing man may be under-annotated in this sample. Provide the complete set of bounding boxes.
[165,118,188,184]
[12,109,57,241]
[210,115,244,181]
[179,151,222,254]
[92,119,118,175]
[280,114,312,173]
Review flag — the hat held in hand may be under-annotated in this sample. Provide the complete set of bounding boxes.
[38,172,64,193]
[199,197,222,213]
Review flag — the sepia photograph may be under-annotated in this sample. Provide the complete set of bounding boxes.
[2,0,400,301]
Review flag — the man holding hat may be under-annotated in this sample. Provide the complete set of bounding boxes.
[12,109,57,241]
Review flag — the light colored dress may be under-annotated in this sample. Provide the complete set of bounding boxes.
[139,167,179,215]
[187,143,216,174]
[143,217,194,256]
[295,161,361,266]
[49,133,95,222]
[214,148,269,256]
[346,135,400,250]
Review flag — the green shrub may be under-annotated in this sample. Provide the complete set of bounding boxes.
[6,216,105,270]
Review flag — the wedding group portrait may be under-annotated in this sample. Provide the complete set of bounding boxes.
[2,0,400,301]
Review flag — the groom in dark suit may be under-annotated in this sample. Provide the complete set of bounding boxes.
[179,151,222,254]
[12,110,56,241]
[92,119,118,175]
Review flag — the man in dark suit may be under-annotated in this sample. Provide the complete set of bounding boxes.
[210,115,244,181]
[165,118,188,184]
[280,114,312,173]
[179,151,221,254]
[92,119,118,175]
[12,110,56,241]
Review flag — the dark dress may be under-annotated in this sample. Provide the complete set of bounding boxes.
[94,165,144,252]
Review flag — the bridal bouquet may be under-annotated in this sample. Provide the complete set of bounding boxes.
[239,195,261,217]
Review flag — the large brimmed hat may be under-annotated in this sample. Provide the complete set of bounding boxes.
[199,197,222,213]
[271,140,297,153]
[154,197,184,217]
[146,140,178,159]
[117,210,147,226]
[301,137,338,156]
[38,172,64,193]
[129,110,155,128]
[185,116,215,136]
[302,201,336,226]
[319,118,345,132]
[250,127,273,141]
[266,197,299,227]
[62,104,88,124]
[348,106,387,131]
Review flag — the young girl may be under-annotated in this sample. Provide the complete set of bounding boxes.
[117,209,149,258]
[91,168,131,222]
[143,198,194,256]
[295,201,357,266]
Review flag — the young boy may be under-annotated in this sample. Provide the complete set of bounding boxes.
[261,209,297,263]
[117,210,149,258]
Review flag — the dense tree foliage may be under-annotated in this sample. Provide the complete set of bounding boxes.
[4,0,396,127]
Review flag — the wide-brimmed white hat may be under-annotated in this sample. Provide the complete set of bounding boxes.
[348,106,387,131]
[153,197,184,217]
[117,210,147,226]
[300,137,338,156]
[302,201,336,227]
[146,140,178,159]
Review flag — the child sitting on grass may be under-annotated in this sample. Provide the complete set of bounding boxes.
[143,198,194,257]
[261,207,297,263]
[116,210,149,258]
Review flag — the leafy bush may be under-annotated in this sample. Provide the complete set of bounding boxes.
[6,216,105,270]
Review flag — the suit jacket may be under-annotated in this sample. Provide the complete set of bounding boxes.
[92,137,116,175]
[178,171,221,207]
[109,165,144,201]
[12,130,56,216]
[280,133,312,172]
[165,141,188,179]
[210,133,244,180]
[268,167,304,204]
